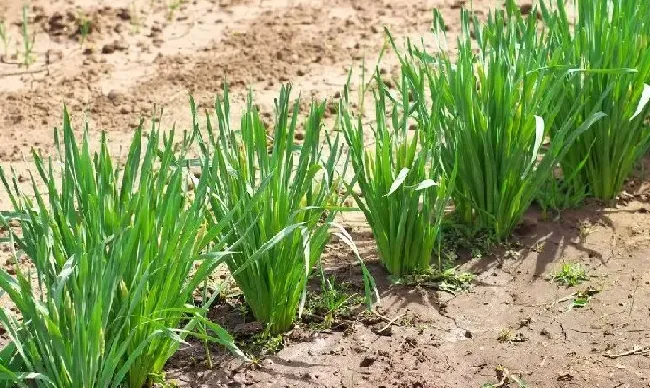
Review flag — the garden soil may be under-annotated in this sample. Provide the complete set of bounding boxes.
[0,0,649,387]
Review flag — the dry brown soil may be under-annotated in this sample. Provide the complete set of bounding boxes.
[1,0,649,387]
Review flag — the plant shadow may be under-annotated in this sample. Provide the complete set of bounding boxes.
[464,200,616,278]
[320,228,448,322]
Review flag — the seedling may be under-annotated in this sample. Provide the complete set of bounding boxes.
[578,219,596,241]
[245,330,284,357]
[537,173,589,215]
[305,275,362,329]
[497,329,513,343]
[392,267,474,294]
[551,263,588,287]
[130,1,142,33]
[497,329,527,344]
[481,365,528,388]
[441,222,497,263]
[150,372,180,388]
[0,19,9,58]
[167,0,184,21]
[570,287,599,309]
[557,286,600,309]
[436,268,474,293]
[21,5,35,67]
[77,11,91,45]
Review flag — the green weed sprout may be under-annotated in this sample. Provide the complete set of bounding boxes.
[77,11,91,46]
[194,84,377,335]
[21,5,34,67]
[551,263,588,287]
[340,70,454,277]
[392,2,607,240]
[540,0,650,201]
[0,112,241,387]
[0,20,9,59]
[167,0,184,21]
[129,2,142,34]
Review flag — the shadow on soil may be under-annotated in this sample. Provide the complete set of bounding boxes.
[464,201,615,278]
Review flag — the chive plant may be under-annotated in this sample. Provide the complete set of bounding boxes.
[195,85,376,335]
[340,71,453,277]
[540,0,650,201]
[0,113,240,387]
[393,3,606,240]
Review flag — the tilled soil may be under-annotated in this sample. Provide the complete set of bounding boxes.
[165,200,650,388]
[1,0,649,387]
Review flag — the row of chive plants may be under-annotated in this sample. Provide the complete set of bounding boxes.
[0,0,649,386]
[0,87,379,387]
[387,0,650,242]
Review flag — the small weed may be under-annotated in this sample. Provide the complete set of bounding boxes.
[441,221,497,262]
[393,267,474,294]
[497,328,512,343]
[130,2,142,33]
[497,328,528,344]
[572,295,589,308]
[217,283,244,303]
[537,174,588,216]
[77,11,91,45]
[244,330,284,358]
[531,240,545,253]
[436,268,474,293]
[305,275,363,329]
[578,219,596,241]
[150,372,179,388]
[218,290,251,322]
[167,0,184,21]
[0,19,9,58]
[481,365,528,388]
[570,287,599,309]
[551,262,588,287]
[21,5,35,67]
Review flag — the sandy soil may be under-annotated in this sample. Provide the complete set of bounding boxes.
[1,0,649,387]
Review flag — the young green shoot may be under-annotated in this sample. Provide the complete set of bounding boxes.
[552,262,588,287]
[570,287,599,309]
[20,5,34,67]
[130,2,142,34]
[481,365,528,388]
[167,0,184,21]
[77,11,91,46]
[305,275,362,329]
[497,328,513,343]
[390,265,474,293]
[0,20,9,59]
